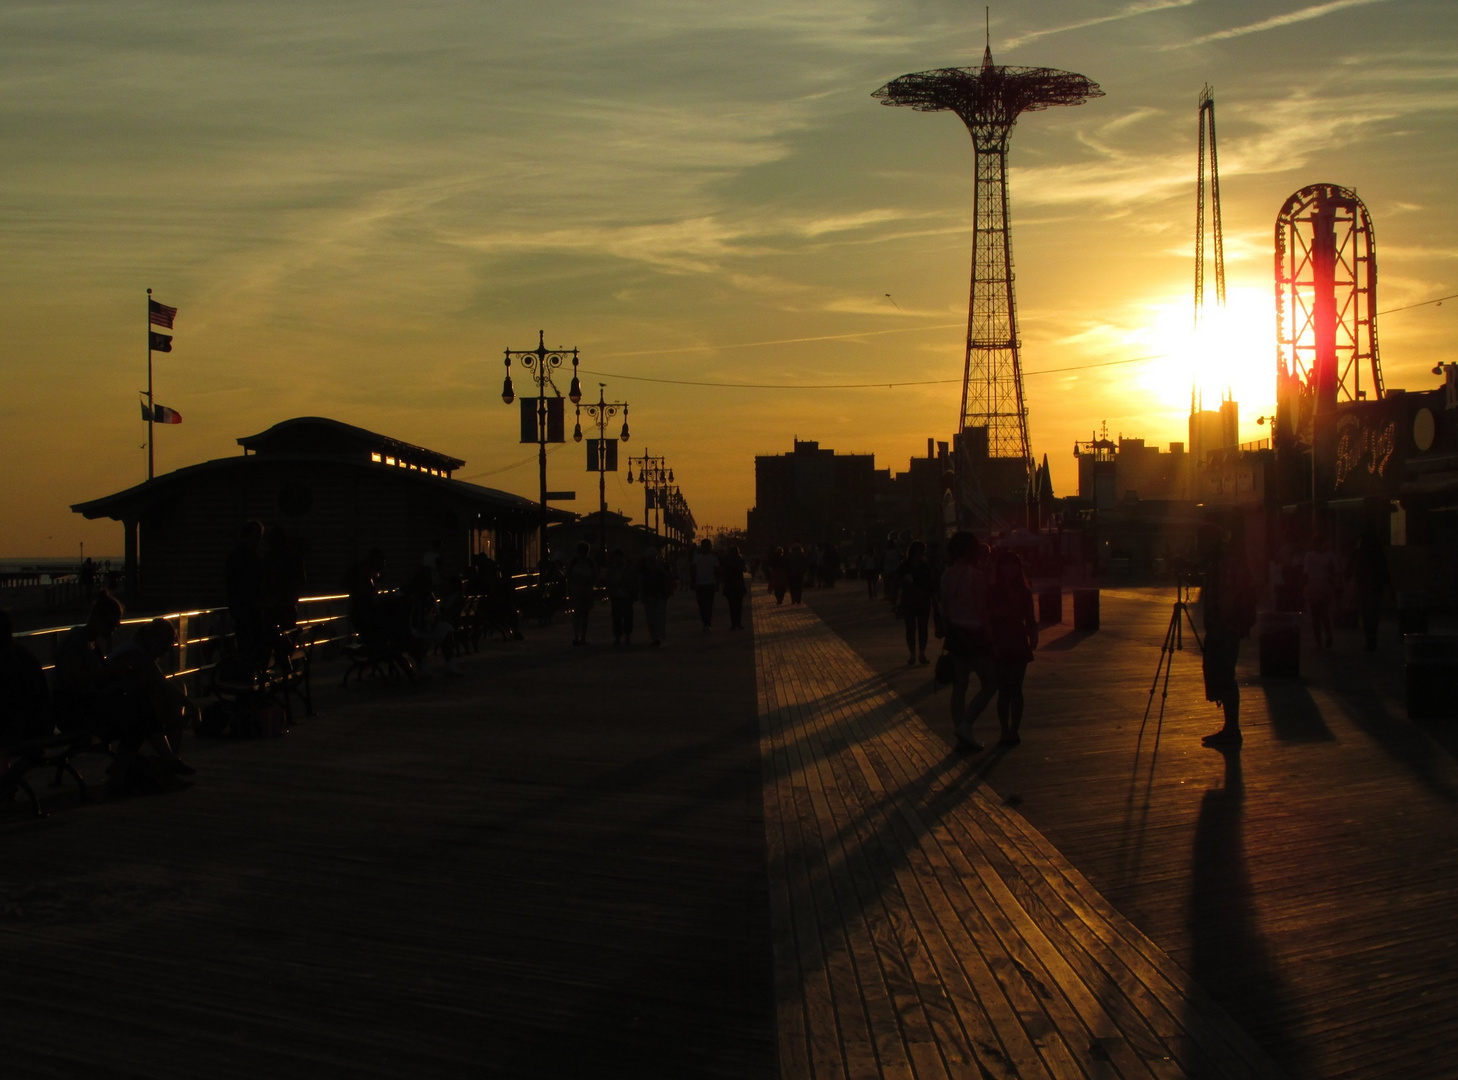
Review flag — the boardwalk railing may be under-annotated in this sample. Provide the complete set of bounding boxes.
[17,593,356,695]
[15,572,556,694]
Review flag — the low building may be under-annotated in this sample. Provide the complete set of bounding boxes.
[72,417,568,608]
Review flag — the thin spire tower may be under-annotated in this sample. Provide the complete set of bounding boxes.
[874,33,1102,478]
[1193,84,1227,415]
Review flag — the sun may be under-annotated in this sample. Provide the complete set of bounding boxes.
[1133,285,1277,430]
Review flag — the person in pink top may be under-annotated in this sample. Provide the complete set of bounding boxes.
[939,532,998,752]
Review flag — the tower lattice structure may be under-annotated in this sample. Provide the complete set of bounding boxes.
[875,44,1101,472]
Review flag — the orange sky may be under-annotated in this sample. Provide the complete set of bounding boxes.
[2,0,1455,555]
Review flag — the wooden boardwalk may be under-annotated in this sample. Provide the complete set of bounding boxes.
[2,599,774,1079]
[804,584,1458,1080]
[7,581,1456,1078]
[755,592,1285,1080]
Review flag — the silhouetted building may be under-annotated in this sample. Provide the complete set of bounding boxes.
[748,439,889,548]
[72,417,568,607]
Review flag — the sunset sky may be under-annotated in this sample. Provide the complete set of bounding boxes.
[2,0,1455,556]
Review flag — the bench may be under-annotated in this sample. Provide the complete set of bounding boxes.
[340,633,416,686]
[211,628,315,722]
[1,730,111,818]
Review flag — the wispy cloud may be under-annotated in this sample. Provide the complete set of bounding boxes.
[1002,0,1197,51]
[1168,0,1399,49]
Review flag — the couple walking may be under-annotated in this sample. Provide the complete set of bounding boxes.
[938,532,1038,752]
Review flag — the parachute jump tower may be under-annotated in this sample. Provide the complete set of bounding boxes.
[874,37,1101,493]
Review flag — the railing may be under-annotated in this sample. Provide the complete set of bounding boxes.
[16,574,556,693]
[18,593,356,695]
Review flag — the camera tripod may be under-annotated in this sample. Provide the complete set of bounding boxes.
[1139,577,1205,739]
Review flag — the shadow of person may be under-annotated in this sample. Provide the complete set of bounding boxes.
[1187,743,1310,1074]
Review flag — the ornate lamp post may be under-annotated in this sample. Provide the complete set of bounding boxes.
[501,330,581,564]
[574,383,630,556]
[626,451,672,540]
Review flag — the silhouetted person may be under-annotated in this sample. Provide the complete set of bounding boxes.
[604,548,639,646]
[639,549,672,647]
[52,592,125,737]
[860,545,880,599]
[1353,530,1390,651]
[264,527,308,633]
[405,566,460,676]
[692,539,719,630]
[721,545,748,630]
[882,539,903,608]
[987,549,1038,747]
[225,519,270,666]
[1199,522,1257,748]
[896,541,935,666]
[567,542,597,646]
[766,546,789,605]
[1,608,53,745]
[105,618,198,776]
[940,532,997,752]
[1303,538,1339,650]
[786,544,807,605]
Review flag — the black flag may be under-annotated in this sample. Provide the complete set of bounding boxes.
[149,331,173,353]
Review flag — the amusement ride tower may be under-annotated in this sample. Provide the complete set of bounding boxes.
[875,37,1101,496]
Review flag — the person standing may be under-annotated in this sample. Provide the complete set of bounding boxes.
[987,549,1038,747]
[860,545,880,600]
[1198,522,1257,747]
[639,549,672,647]
[1303,538,1340,650]
[604,548,639,647]
[896,541,935,666]
[225,519,270,666]
[940,532,997,752]
[786,544,807,605]
[567,542,597,647]
[721,545,748,630]
[692,539,720,630]
[766,546,789,606]
[882,539,904,610]
[1353,530,1390,652]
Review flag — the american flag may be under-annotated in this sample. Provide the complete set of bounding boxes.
[149,298,177,329]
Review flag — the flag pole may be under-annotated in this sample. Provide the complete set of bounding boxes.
[146,287,155,480]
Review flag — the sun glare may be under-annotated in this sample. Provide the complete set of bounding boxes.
[1133,286,1277,426]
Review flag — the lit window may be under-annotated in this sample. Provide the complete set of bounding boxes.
[385,456,396,466]
[371,452,382,463]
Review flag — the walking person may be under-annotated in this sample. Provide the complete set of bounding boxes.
[987,549,1038,747]
[639,549,672,647]
[786,544,807,605]
[940,532,998,752]
[896,541,935,666]
[860,545,880,600]
[1198,522,1257,747]
[692,539,719,630]
[567,542,597,647]
[882,539,903,610]
[766,546,789,606]
[604,548,639,647]
[721,545,748,630]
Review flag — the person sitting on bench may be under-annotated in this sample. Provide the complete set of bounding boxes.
[105,618,198,776]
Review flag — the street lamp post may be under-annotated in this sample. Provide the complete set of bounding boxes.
[574,383,630,557]
[500,330,581,565]
[626,451,672,539]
